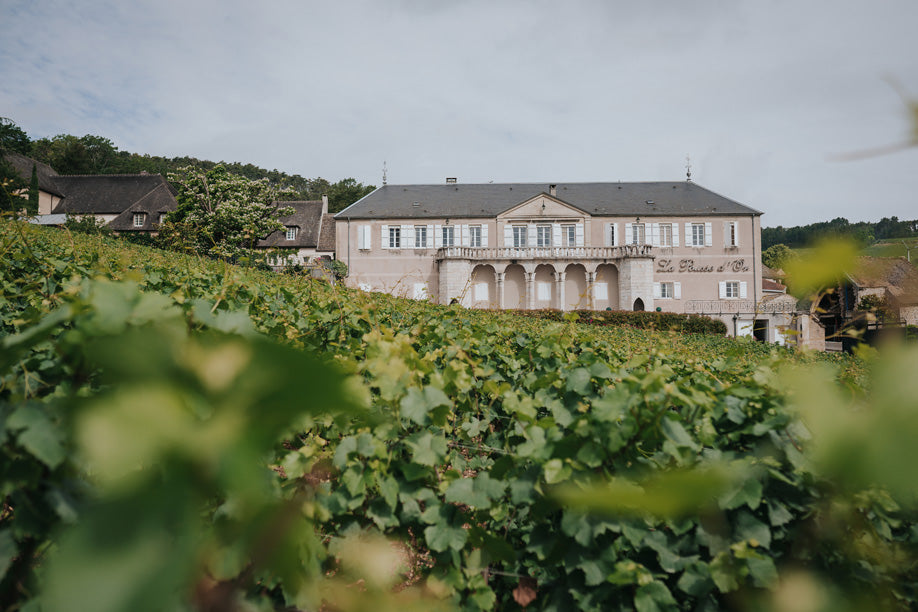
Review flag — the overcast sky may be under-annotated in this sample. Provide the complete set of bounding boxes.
[2,0,916,227]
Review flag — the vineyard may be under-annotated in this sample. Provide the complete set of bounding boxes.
[2,218,917,611]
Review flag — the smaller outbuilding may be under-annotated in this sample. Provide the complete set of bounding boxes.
[257,195,336,267]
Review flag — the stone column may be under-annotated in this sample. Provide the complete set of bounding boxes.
[556,271,566,311]
[525,272,535,310]
[587,271,595,311]
[496,271,505,310]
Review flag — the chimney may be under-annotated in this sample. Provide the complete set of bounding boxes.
[446,177,457,184]
[549,184,557,197]
[321,194,328,214]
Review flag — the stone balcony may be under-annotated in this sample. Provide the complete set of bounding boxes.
[435,244,653,262]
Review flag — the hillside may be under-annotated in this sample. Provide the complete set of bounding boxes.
[2,219,916,611]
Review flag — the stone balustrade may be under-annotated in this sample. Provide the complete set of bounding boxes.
[436,244,653,261]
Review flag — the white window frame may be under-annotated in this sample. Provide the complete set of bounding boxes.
[659,223,673,247]
[469,225,482,248]
[536,224,551,247]
[691,223,705,247]
[631,223,645,245]
[414,225,428,248]
[512,225,527,248]
[388,226,401,249]
[725,281,739,298]
[562,224,576,247]
[285,226,297,241]
[441,225,455,247]
[133,212,145,227]
[725,221,739,247]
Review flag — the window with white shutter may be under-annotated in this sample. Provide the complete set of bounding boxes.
[381,225,389,249]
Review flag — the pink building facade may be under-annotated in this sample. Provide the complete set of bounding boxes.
[336,181,794,339]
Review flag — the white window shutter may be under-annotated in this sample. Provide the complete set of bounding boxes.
[685,223,692,246]
[527,225,536,246]
[653,283,662,298]
[719,281,727,298]
[461,224,470,246]
[402,224,412,248]
[723,222,730,247]
[611,223,619,246]
[503,224,512,247]
[740,281,748,299]
[576,223,584,246]
[357,225,366,249]
[625,223,632,244]
[552,223,561,246]
[604,223,611,246]
[672,224,680,247]
[674,282,682,299]
[435,224,443,248]
[705,222,712,247]
[481,225,488,247]
[426,224,433,247]
[381,225,389,249]
[651,223,659,246]
[733,222,739,246]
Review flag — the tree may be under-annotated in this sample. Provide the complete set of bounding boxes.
[762,243,797,271]
[27,164,39,215]
[326,178,376,213]
[166,164,296,259]
[0,117,30,154]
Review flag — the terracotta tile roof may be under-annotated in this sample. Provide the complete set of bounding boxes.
[762,278,787,292]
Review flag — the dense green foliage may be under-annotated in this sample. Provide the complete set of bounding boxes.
[510,309,728,336]
[2,216,917,611]
[763,216,918,249]
[3,118,375,211]
[166,164,296,259]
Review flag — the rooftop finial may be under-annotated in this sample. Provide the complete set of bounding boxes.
[382,161,387,186]
[685,155,692,182]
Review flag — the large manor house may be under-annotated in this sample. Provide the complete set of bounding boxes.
[335,179,799,343]
[11,149,916,349]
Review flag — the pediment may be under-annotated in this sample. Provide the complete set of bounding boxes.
[497,193,589,220]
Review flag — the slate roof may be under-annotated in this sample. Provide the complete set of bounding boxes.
[335,181,762,220]
[50,174,178,215]
[3,151,63,196]
[257,201,325,248]
[107,182,179,231]
[317,213,336,252]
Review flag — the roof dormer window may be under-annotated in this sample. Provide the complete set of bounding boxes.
[133,213,145,227]
[285,226,297,240]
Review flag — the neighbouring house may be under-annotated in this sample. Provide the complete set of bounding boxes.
[3,151,65,215]
[4,152,177,232]
[335,178,797,338]
[257,196,336,267]
[814,256,918,338]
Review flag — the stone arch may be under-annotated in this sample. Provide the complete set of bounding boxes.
[534,264,557,309]
[594,263,619,310]
[504,264,527,310]
[564,264,588,310]
[633,298,645,312]
[470,265,497,309]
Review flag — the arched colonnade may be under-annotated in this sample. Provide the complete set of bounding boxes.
[467,261,624,311]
